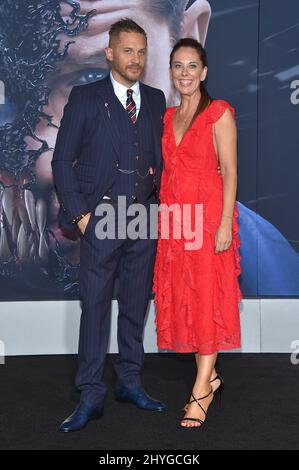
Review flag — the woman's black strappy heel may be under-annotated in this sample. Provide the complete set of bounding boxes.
[183,374,224,412]
[210,374,224,407]
[180,387,214,428]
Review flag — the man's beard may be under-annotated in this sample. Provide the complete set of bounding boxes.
[116,65,143,83]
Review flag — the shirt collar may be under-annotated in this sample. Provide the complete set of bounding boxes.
[110,70,140,97]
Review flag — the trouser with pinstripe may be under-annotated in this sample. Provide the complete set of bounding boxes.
[75,196,157,405]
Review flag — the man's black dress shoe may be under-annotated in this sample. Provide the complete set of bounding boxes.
[59,400,103,433]
[115,385,166,411]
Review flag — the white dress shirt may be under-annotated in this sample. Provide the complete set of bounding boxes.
[110,71,141,117]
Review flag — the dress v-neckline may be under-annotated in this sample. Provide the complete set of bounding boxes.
[171,107,200,148]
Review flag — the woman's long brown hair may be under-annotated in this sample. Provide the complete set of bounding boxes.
[170,38,213,129]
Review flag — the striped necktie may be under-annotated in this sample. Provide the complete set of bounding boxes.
[126,89,137,124]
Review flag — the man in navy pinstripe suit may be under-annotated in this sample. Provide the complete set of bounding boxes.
[51,19,166,432]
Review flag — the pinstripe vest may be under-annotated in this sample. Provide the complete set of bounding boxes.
[107,94,156,203]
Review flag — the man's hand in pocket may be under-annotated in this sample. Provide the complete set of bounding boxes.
[78,212,91,235]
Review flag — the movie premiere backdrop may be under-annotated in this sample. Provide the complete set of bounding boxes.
[0,0,298,300]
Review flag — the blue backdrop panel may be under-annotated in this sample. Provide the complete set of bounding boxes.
[0,0,298,299]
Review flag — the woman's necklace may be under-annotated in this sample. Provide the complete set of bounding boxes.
[175,105,198,126]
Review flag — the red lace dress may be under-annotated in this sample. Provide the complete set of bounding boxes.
[153,100,242,354]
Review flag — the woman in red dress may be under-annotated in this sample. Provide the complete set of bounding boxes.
[153,38,242,428]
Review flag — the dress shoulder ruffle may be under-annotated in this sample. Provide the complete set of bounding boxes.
[206,99,235,124]
[163,106,176,125]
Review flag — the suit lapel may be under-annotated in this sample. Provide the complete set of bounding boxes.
[94,77,163,171]
[95,76,121,156]
[140,84,162,169]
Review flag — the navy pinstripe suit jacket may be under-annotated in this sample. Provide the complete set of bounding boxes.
[51,76,166,231]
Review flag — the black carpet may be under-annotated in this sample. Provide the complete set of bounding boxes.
[0,353,298,450]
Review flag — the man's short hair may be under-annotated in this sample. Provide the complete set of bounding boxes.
[109,18,147,46]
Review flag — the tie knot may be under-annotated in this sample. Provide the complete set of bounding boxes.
[127,89,133,98]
